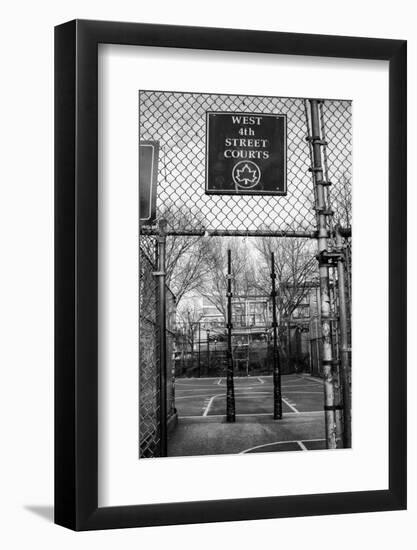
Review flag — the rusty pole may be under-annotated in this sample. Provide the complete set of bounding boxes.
[336,227,352,447]
[156,219,168,456]
[271,252,282,419]
[226,249,236,422]
[309,100,340,449]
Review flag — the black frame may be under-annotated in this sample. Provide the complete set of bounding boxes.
[55,19,407,531]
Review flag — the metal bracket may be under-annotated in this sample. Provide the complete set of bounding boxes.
[315,180,333,186]
[315,207,334,216]
[324,404,344,412]
[320,316,340,323]
[316,250,343,267]
[306,136,328,146]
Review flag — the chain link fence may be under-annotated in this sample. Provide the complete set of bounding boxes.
[139,236,160,457]
[139,91,351,235]
[139,235,177,458]
[139,92,352,454]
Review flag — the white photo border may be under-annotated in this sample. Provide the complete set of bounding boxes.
[98,44,389,507]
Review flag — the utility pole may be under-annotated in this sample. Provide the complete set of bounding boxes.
[309,99,343,449]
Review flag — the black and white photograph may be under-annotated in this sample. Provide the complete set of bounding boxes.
[0,0,410,542]
[139,91,352,458]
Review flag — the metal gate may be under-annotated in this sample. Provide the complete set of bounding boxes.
[139,90,352,455]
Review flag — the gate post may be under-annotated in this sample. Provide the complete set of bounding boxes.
[336,226,352,447]
[270,252,282,419]
[156,219,168,456]
[226,249,236,422]
[308,99,342,449]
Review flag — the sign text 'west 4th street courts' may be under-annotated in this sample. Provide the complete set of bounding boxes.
[206,112,287,195]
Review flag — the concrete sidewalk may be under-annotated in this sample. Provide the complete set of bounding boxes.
[168,412,326,456]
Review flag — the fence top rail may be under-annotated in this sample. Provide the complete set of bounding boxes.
[141,227,317,238]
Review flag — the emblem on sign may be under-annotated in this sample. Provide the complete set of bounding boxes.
[232,161,261,189]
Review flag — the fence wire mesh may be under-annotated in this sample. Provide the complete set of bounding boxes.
[139,235,177,458]
[139,91,351,235]
[321,101,352,229]
[139,236,160,458]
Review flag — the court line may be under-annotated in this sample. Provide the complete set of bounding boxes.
[282,397,299,413]
[240,438,326,454]
[283,391,322,394]
[296,375,323,385]
[176,383,220,388]
[177,390,272,397]
[176,383,317,390]
[178,410,324,419]
[176,388,225,393]
[176,394,224,400]
[203,393,223,416]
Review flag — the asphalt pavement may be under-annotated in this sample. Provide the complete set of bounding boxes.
[168,374,327,456]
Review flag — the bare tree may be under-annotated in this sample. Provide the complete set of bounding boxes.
[199,237,258,318]
[156,205,210,305]
[254,237,317,321]
[176,300,205,364]
[332,171,352,228]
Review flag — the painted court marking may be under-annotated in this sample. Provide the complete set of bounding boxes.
[297,375,323,386]
[282,397,299,413]
[283,391,322,394]
[240,438,326,454]
[178,410,324,420]
[202,393,223,416]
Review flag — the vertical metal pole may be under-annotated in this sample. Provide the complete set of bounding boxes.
[198,322,201,378]
[270,252,282,419]
[206,330,210,376]
[226,249,236,422]
[336,227,352,448]
[287,320,291,372]
[157,219,168,457]
[330,271,344,442]
[309,99,340,449]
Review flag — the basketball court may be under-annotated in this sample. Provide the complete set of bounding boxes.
[168,374,327,456]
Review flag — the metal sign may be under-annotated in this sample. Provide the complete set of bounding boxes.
[139,141,159,226]
[206,112,287,195]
